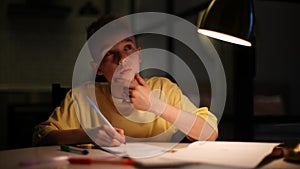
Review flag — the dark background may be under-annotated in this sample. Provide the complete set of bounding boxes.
[0,0,299,149]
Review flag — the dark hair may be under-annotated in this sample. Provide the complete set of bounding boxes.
[87,14,121,82]
[86,14,121,40]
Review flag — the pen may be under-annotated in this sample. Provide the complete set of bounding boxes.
[86,96,114,128]
[86,96,126,144]
[60,145,89,155]
[68,157,135,166]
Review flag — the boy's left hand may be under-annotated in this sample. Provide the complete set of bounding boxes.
[128,74,152,111]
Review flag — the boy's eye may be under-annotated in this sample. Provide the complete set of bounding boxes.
[124,44,133,50]
[105,51,113,57]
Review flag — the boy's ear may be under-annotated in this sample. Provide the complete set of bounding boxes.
[89,61,103,76]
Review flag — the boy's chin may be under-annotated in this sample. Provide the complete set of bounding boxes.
[112,77,132,85]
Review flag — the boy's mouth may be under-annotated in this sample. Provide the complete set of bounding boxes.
[120,68,132,74]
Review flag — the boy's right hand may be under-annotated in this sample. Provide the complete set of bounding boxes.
[87,125,125,147]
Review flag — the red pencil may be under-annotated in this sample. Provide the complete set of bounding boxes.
[68,157,135,166]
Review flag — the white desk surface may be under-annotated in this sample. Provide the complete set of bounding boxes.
[0,143,299,169]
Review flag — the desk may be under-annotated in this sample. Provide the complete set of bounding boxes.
[0,144,299,169]
[0,145,134,169]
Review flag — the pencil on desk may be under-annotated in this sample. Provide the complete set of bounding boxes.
[68,157,135,166]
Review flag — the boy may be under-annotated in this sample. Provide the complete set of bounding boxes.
[32,15,218,147]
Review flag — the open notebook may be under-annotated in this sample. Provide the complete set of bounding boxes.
[100,142,174,158]
[101,141,281,168]
[155,141,281,168]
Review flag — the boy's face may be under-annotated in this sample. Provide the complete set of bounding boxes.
[94,37,141,84]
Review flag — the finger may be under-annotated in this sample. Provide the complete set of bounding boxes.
[128,89,133,98]
[115,128,125,135]
[128,79,138,89]
[102,125,118,137]
[109,139,122,147]
[95,136,121,147]
[128,89,140,100]
[115,128,126,143]
[95,130,112,146]
[103,125,125,143]
[114,128,126,143]
[113,132,126,143]
[135,73,146,86]
[90,126,122,147]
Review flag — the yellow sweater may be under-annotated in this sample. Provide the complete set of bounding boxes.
[32,77,217,145]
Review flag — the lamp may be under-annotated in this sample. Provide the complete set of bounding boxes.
[197,0,256,141]
[198,0,254,47]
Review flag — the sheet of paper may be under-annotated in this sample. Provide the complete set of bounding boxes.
[101,143,171,158]
[161,141,281,168]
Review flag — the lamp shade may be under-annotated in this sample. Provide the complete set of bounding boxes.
[198,0,254,47]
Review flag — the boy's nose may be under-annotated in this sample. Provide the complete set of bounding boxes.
[117,52,129,65]
[118,56,128,65]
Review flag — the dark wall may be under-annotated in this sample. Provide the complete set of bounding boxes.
[0,0,299,149]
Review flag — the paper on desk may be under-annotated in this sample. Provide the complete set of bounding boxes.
[161,141,280,168]
[101,143,171,158]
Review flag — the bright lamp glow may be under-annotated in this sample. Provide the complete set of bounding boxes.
[198,29,252,47]
[198,0,254,47]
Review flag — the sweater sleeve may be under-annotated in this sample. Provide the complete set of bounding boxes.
[181,95,218,131]
[149,77,218,140]
[32,90,81,146]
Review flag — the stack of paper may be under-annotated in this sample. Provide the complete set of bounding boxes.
[101,141,280,168]
[161,141,280,168]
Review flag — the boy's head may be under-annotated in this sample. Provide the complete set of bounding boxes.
[86,14,121,40]
[87,14,141,83]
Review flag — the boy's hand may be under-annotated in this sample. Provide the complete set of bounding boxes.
[129,74,166,115]
[128,74,152,111]
[87,125,125,147]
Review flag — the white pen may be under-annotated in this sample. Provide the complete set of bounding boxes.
[86,96,126,145]
[86,96,114,128]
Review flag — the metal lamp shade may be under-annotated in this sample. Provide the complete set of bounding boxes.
[198,0,254,47]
